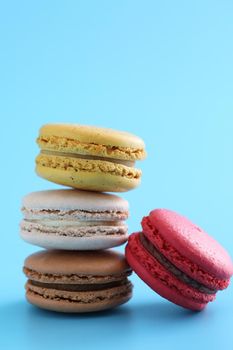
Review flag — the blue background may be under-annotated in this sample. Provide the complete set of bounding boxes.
[1,1,233,349]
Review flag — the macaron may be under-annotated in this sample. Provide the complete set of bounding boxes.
[20,189,129,250]
[126,209,233,311]
[36,123,146,192]
[23,250,133,313]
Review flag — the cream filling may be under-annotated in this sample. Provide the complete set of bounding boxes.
[41,150,135,167]
[24,219,125,227]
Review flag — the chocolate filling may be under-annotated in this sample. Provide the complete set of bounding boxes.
[140,233,216,295]
[29,279,128,292]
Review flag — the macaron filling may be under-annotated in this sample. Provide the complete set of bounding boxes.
[41,150,135,167]
[28,279,129,292]
[23,219,125,227]
[139,233,216,295]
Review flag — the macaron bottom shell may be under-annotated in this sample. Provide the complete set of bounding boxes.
[26,281,133,313]
[126,233,215,311]
[20,229,128,250]
[36,163,140,192]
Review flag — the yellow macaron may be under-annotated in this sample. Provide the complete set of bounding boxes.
[36,123,146,192]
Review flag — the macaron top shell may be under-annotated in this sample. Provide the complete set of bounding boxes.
[24,250,131,276]
[38,123,145,150]
[146,209,233,279]
[22,189,129,212]
[37,123,146,160]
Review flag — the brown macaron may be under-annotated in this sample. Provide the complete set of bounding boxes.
[23,250,133,313]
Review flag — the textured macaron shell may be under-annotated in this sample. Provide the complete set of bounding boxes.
[126,209,233,310]
[20,230,128,251]
[143,209,233,286]
[126,233,208,311]
[22,189,129,212]
[35,164,141,192]
[25,282,132,313]
[38,123,146,159]
[24,250,131,277]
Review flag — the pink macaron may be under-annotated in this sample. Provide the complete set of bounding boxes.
[125,209,233,311]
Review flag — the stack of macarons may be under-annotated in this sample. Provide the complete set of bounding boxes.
[20,122,233,313]
[20,123,146,312]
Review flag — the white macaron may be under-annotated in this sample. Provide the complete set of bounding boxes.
[20,189,129,250]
